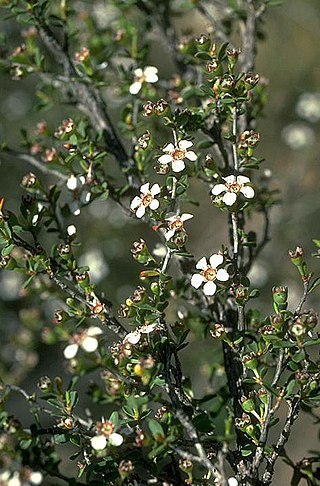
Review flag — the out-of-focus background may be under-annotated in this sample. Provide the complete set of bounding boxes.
[0,1,319,483]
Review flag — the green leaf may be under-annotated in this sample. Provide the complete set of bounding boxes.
[148,418,164,439]
[195,51,212,61]
[218,42,229,61]
[54,433,68,444]
[1,244,15,256]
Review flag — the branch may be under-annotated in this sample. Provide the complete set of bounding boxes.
[196,2,231,46]
[32,14,139,187]
[2,148,68,181]
[294,279,310,316]
[261,398,300,485]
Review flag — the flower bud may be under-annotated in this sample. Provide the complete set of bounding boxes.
[210,323,226,339]
[75,271,90,289]
[58,243,72,259]
[289,320,306,338]
[154,99,169,116]
[235,413,251,430]
[288,246,304,266]
[37,375,52,391]
[244,72,260,89]
[143,101,155,116]
[241,395,256,413]
[270,314,284,330]
[118,460,134,480]
[295,370,310,386]
[195,33,211,51]
[243,353,259,372]
[206,59,221,74]
[272,286,288,305]
[22,172,37,189]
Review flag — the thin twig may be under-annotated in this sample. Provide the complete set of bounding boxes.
[261,398,300,485]
[294,279,310,316]
[2,149,68,181]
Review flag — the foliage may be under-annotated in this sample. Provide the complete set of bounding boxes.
[0,1,319,485]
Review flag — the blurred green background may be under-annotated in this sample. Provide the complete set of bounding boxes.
[0,1,320,483]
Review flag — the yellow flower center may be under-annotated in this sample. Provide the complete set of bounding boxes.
[141,192,153,206]
[203,266,217,281]
[171,148,185,160]
[169,219,184,230]
[227,182,242,193]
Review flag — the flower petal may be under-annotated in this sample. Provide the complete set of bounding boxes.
[135,205,146,219]
[129,81,142,95]
[211,184,226,196]
[163,143,175,152]
[87,326,103,336]
[81,336,98,353]
[216,268,229,281]
[196,256,207,270]
[67,175,78,190]
[180,213,194,222]
[237,175,250,184]
[140,182,150,194]
[240,186,255,199]
[130,196,142,210]
[134,68,143,77]
[64,343,79,359]
[178,140,193,150]
[158,154,173,164]
[145,70,158,83]
[125,331,141,344]
[91,435,107,450]
[171,159,185,172]
[149,198,159,210]
[191,273,205,289]
[150,183,161,195]
[30,472,43,485]
[165,229,175,241]
[185,150,197,161]
[209,254,224,268]
[223,192,237,206]
[140,323,157,334]
[144,66,158,77]
[203,281,217,296]
[109,432,123,447]
[223,175,236,184]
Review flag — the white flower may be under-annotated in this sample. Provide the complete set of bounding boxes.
[228,478,238,486]
[66,175,91,216]
[67,224,77,236]
[129,66,158,95]
[164,213,193,241]
[91,434,107,450]
[90,432,123,450]
[211,175,254,206]
[281,122,315,150]
[64,326,103,359]
[158,140,197,173]
[296,92,320,123]
[130,182,161,219]
[108,432,123,446]
[124,322,158,345]
[191,254,229,296]
[0,470,42,486]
